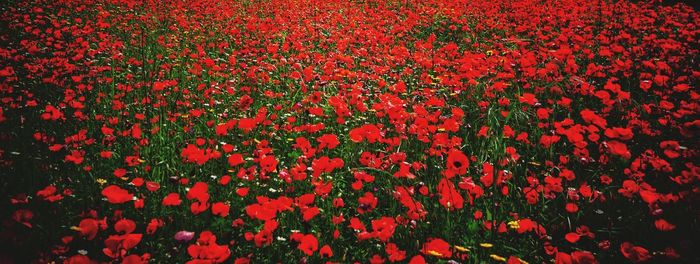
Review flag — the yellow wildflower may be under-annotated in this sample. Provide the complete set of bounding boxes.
[508,220,520,229]
[454,245,471,252]
[490,254,507,262]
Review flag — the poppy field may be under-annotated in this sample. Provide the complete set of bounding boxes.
[0,0,699,263]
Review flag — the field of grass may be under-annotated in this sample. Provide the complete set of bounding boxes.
[0,0,698,263]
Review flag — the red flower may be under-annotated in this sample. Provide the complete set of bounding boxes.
[580,109,607,128]
[604,127,634,141]
[480,162,494,187]
[297,234,318,256]
[386,242,406,262]
[145,181,160,192]
[556,251,598,264]
[555,252,572,264]
[659,140,681,159]
[540,135,561,148]
[445,149,469,178]
[12,209,34,228]
[259,155,278,173]
[519,93,538,106]
[237,118,257,132]
[302,207,320,222]
[227,153,245,166]
[515,218,540,234]
[36,185,63,202]
[565,232,580,243]
[311,156,344,177]
[114,219,136,234]
[409,255,426,264]
[103,233,142,258]
[146,219,164,235]
[187,231,230,263]
[245,203,277,221]
[357,192,378,214]
[371,217,397,242]
[349,124,382,143]
[190,201,210,215]
[65,150,85,164]
[606,140,631,159]
[186,182,210,202]
[212,202,230,217]
[162,193,182,206]
[654,219,676,231]
[437,178,464,210]
[422,238,452,258]
[77,218,101,240]
[122,254,149,264]
[349,217,366,232]
[319,245,333,258]
[236,187,249,197]
[101,185,134,204]
[113,168,127,178]
[317,134,340,149]
[620,242,651,263]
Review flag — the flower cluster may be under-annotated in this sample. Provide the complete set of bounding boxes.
[0,0,698,263]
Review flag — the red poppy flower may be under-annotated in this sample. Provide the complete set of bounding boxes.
[245,203,277,221]
[114,219,136,234]
[237,118,257,132]
[319,245,333,258]
[580,109,607,128]
[146,219,164,235]
[212,202,230,217]
[409,255,426,264]
[317,134,340,149]
[11,209,33,228]
[357,192,378,214]
[519,93,538,106]
[103,233,142,258]
[186,182,210,202]
[565,232,580,243]
[349,124,382,143]
[77,218,100,240]
[620,242,651,263]
[371,217,397,242]
[422,238,452,258]
[101,185,134,204]
[445,149,469,178]
[654,219,676,231]
[437,178,464,210]
[606,140,631,159]
[302,207,320,222]
[187,231,230,263]
[162,193,182,206]
[540,135,561,148]
[297,234,318,256]
[227,153,244,166]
